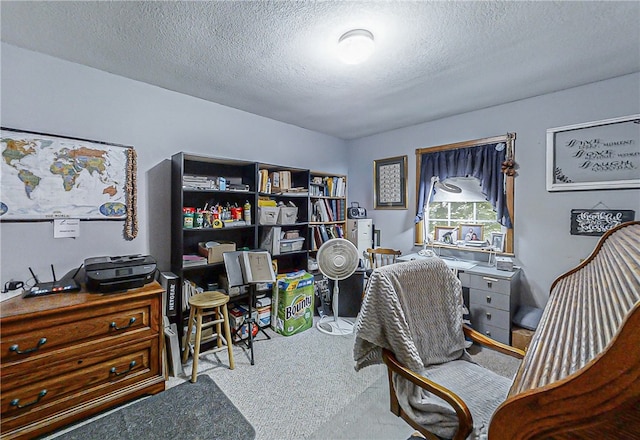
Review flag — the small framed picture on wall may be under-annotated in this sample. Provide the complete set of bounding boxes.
[373,155,408,209]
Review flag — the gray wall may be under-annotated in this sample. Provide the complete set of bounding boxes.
[346,72,640,307]
[2,43,639,308]
[0,43,347,283]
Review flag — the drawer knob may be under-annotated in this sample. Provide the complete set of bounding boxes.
[486,296,492,303]
[10,389,47,409]
[110,360,137,377]
[486,312,492,319]
[9,338,47,355]
[110,317,136,331]
[485,331,491,336]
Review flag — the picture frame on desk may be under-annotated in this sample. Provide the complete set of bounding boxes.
[373,155,408,210]
[434,226,458,244]
[459,223,484,242]
[490,232,505,252]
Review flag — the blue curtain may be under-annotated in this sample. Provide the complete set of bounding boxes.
[415,143,512,228]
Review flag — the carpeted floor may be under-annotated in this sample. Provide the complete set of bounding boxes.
[50,375,255,440]
[191,320,386,440]
[186,319,520,440]
[44,317,520,440]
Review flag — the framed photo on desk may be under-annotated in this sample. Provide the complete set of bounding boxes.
[490,232,505,252]
[435,226,458,244]
[374,155,408,209]
[459,223,484,242]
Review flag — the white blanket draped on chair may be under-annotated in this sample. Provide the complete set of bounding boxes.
[353,258,511,439]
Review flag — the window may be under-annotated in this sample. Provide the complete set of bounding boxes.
[415,134,516,254]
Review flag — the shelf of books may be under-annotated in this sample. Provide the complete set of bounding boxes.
[171,156,347,348]
[309,173,347,251]
[257,164,310,274]
[171,153,261,349]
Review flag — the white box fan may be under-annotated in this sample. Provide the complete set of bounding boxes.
[316,238,360,336]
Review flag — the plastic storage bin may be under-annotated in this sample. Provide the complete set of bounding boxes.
[280,237,305,253]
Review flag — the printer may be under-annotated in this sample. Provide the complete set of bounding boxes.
[84,254,157,293]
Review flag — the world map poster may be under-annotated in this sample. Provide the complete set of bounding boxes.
[1,128,133,221]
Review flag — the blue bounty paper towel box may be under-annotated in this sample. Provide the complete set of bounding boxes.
[273,270,314,336]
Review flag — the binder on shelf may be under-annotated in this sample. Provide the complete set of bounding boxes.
[324,199,334,221]
[319,224,329,242]
[259,169,269,193]
[158,271,179,317]
[269,172,281,191]
[182,279,200,312]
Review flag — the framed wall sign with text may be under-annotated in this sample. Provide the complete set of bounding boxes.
[546,114,640,191]
[374,155,408,209]
[570,209,635,236]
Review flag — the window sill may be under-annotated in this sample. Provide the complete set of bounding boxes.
[413,241,515,258]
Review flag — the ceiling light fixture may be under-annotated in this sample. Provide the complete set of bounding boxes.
[337,29,375,65]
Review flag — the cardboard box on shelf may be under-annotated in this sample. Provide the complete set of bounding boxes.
[198,241,236,264]
[512,326,535,351]
[257,305,271,328]
[229,305,259,342]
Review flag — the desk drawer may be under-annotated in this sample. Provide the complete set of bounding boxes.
[465,274,511,295]
[469,289,511,312]
[469,303,510,330]
[1,338,157,431]
[471,321,511,345]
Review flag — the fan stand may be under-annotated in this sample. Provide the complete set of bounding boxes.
[317,280,354,336]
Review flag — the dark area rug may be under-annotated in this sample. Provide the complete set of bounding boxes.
[53,375,255,440]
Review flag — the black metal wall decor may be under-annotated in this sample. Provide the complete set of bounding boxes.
[570,209,635,236]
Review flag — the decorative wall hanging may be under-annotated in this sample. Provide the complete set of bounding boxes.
[374,155,408,209]
[570,209,635,236]
[546,114,640,191]
[0,128,138,239]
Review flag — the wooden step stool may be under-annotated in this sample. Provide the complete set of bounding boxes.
[181,290,235,383]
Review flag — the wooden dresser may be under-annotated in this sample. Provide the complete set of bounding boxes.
[0,282,165,439]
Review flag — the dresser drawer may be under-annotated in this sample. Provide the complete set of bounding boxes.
[1,338,158,431]
[1,303,153,365]
[464,273,511,295]
[469,288,511,312]
[469,303,511,330]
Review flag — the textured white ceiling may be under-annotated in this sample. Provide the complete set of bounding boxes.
[1,1,639,140]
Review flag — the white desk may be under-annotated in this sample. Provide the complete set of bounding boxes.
[398,252,478,271]
[397,252,521,344]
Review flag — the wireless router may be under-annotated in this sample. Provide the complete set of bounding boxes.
[24,264,81,298]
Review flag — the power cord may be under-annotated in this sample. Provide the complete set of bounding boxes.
[2,280,25,293]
